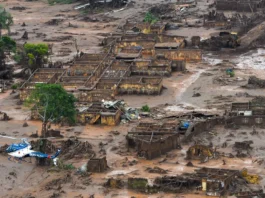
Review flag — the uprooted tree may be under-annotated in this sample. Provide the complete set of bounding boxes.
[25,84,77,137]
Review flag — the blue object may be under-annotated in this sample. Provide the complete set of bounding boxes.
[6,142,28,153]
[182,121,190,129]
[27,149,61,159]
[226,69,233,73]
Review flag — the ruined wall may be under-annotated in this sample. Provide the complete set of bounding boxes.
[101,111,122,126]
[226,115,265,126]
[77,112,100,125]
[78,110,121,126]
[185,118,224,140]
[155,49,202,62]
[78,90,114,102]
[115,40,155,53]
[123,22,165,34]
[87,157,108,172]
[136,135,180,159]
[141,49,155,59]
[157,35,185,43]
[171,60,186,71]
[118,78,163,95]
[131,66,171,76]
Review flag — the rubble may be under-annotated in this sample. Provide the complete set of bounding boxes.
[45,173,72,191]
[145,166,168,174]
[45,19,64,26]
[0,111,10,121]
[247,76,265,88]
[10,6,27,11]
[21,31,28,40]
[60,138,95,160]
[105,178,124,188]
[186,145,218,162]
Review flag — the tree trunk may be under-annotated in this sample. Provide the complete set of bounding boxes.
[7,27,10,36]
[0,23,2,38]
[36,139,48,166]
[41,121,47,137]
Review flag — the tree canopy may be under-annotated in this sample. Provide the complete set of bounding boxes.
[0,6,13,34]
[0,36,16,72]
[143,12,158,24]
[25,84,77,137]
[0,36,16,52]
[24,43,49,69]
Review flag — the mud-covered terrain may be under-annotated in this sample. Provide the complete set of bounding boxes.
[1,0,265,198]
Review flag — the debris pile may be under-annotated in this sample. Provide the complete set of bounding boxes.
[241,168,260,184]
[0,111,10,121]
[45,19,64,26]
[247,76,265,88]
[186,144,217,163]
[0,144,9,155]
[105,178,124,188]
[233,141,253,157]
[45,173,72,191]
[145,166,168,174]
[201,32,240,51]
[60,138,95,160]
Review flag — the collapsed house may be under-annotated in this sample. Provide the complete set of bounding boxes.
[247,75,265,88]
[155,168,240,196]
[126,122,180,159]
[76,102,122,126]
[229,97,265,124]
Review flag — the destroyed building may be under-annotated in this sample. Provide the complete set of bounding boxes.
[123,21,166,34]
[87,157,108,172]
[230,97,265,122]
[154,168,240,196]
[76,102,122,126]
[127,122,180,159]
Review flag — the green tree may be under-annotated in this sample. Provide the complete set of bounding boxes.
[0,36,16,52]
[24,43,49,70]
[0,6,13,35]
[0,36,16,74]
[25,84,77,137]
[143,12,158,24]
